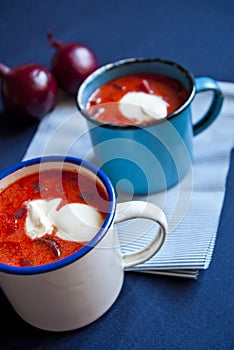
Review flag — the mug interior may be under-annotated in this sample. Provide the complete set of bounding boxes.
[77,57,196,128]
[0,156,116,275]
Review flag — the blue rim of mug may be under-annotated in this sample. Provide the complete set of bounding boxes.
[77,57,196,129]
[0,156,116,275]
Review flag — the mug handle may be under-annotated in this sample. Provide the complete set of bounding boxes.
[193,77,224,136]
[114,201,167,268]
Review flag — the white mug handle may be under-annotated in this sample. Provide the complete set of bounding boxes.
[114,201,167,268]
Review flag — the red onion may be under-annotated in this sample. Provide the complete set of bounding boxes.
[0,62,57,122]
[48,31,99,96]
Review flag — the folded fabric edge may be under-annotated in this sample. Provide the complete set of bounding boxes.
[126,269,200,279]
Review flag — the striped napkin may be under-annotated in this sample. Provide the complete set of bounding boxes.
[23,82,234,279]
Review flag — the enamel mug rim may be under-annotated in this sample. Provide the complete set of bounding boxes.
[0,155,116,276]
[76,57,196,129]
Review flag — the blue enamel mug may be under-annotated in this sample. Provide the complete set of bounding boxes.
[77,58,223,195]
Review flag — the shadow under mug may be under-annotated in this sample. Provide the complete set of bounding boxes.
[0,156,167,331]
[77,58,224,195]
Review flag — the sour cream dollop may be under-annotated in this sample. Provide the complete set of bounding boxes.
[119,91,169,122]
[25,199,103,242]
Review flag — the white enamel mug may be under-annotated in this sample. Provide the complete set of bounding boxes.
[0,156,167,332]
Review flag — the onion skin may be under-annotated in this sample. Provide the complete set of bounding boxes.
[0,62,58,122]
[48,31,98,96]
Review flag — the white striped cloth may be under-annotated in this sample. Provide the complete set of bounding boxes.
[23,82,234,279]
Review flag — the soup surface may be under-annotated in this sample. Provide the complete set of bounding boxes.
[86,73,189,125]
[0,169,108,267]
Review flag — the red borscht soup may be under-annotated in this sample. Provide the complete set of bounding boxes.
[0,169,108,267]
[86,73,189,125]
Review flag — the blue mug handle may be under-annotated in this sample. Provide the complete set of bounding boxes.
[193,77,224,136]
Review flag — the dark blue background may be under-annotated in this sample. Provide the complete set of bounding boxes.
[0,1,234,348]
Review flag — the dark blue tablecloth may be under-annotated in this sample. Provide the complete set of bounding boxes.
[0,1,234,348]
